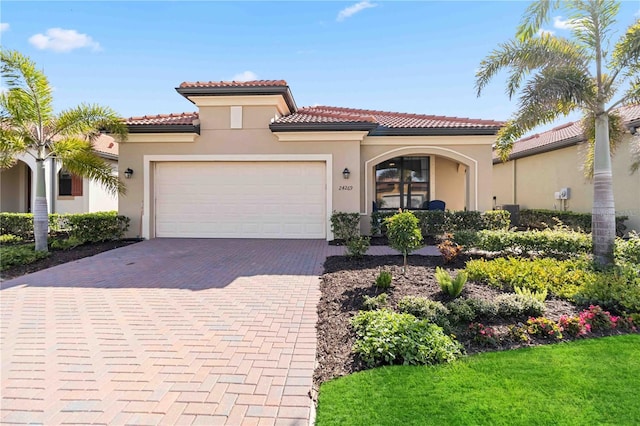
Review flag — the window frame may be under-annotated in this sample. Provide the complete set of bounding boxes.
[375,156,430,210]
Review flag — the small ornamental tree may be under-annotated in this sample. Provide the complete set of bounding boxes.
[385,210,423,274]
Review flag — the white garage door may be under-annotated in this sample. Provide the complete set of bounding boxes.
[154,161,326,238]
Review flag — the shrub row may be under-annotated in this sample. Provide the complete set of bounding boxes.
[0,212,130,242]
[453,228,593,256]
[0,245,50,271]
[370,209,510,237]
[519,209,628,236]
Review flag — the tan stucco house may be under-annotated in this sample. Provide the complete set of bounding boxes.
[119,80,503,240]
[0,135,119,214]
[492,104,640,233]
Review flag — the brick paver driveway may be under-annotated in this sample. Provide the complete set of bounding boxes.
[1,239,330,425]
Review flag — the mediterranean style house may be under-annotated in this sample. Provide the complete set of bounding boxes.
[492,104,640,233]
[0,135,119,214]
[119,80,503,240]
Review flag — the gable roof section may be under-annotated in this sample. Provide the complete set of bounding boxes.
[495,104,640,163]
[176,80,297,113]
[93,134,118,160]
[125,112,200,134]
[271,105,504,136]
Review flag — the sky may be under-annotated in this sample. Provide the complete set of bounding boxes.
[1,1,639,134]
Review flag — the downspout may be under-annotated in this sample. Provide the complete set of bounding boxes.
[50,157,56,213]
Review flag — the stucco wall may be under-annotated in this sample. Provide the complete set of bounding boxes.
[492,135,640,232]
[119,104,364,238]
[434,156,466,211]
[0,161,26,212]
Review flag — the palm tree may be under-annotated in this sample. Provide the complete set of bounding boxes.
[0,49,128,252]
[475,0,640,266]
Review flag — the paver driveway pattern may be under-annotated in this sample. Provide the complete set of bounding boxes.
[1,239,329,426]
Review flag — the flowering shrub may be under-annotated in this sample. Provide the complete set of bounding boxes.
[468,322,499,347]
[507,324,531,343]
[558,315,591,337]
[579,305,618,332]
[526,317,563,340]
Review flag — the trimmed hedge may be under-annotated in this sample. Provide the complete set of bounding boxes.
[519,209,628,236]
[370,209,510,237]
[0,211,130,242]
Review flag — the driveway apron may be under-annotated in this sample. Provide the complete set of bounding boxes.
[1,239,328,426]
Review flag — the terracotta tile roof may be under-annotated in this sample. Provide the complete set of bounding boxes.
[275,105,503,129]
[179,80,288,89]
[93,134,118,157]
[125,112,199,126]
[499,104,640,161]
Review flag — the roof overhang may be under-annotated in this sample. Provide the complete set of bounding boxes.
[127,124,200,135]
[493,135,584,164]
[177,85,297,113]
[370,126,501,136]
[269,122,378,132]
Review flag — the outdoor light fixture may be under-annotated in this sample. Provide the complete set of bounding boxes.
[342,168,351,179]
[124,168,134,179]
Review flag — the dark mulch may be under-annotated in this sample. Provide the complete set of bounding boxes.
[0,239,141,281]
[314,254,628,388]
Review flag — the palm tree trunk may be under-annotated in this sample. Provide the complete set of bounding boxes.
[33,159,49,252]
[592,113,615,266]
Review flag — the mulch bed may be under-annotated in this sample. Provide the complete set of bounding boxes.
[314,254,632,390]
[0,239,141,281]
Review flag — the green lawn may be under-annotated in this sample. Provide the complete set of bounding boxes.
[316,335,640,426]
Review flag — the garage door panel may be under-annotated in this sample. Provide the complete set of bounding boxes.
[155,162,326,238]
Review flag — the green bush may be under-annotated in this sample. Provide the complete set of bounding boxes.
[494,293,546,318]
[397,296,450,328]
[0,244,50,271]
[385,211,423,272]
[49,236,85,250]
[445,298,497,323]
[483,210,511,231]
[465,257,596,299]
[519,209,628,236]
[515,285,548,302]
[0,234,23,245]
[375,270,393,289]
[0,211,130,242]
[351,309,463,367]
[330,211,361,241]
[615,231,640,269]
[574,266,640,314]
[0,213,33,238]
[457,228,592,256]
[371,209,511,237]
[363,293,388,310]
[346,236,370,258]
[435,266,467,298]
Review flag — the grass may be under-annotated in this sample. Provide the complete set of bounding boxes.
[315,334,640,426]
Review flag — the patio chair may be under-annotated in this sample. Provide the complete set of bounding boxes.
[428,200,446,211]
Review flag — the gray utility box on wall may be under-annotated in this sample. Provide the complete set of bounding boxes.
[499,204,520,227]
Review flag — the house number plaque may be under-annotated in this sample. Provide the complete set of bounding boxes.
[338,185,353,191]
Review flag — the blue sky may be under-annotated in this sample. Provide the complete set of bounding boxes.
[1,1,639,133]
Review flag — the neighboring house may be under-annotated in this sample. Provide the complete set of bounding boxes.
[492,104,640,233]
[120,80,502,240]
[0,135,119,214]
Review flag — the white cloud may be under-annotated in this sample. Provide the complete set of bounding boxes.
[635,9,640,18]
[537,28,555,37]
[232,71,258,82]
[28,28,101,53]
[553,16,578,30]
[337,1,377,22]
[0,23,9,33]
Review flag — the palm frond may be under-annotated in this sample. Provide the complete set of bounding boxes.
[55,143,125,195]
[516,0,557,41]
[0,127,29,169]
[568,0,620,51]
[0,49,53,132]
[610,20,640,80]
[581,110,625,179]
[520,66,596,111]
[52,104,128,143]
[476,36,588,97]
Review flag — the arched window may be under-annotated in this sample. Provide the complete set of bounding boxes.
[58,170,83,196]
[375,156,429,209]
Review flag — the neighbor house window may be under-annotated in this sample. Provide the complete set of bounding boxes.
[58,170,83,196]
[375,156,429,210]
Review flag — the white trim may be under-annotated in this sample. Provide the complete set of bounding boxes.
[142,154,333,240]
[127,133,197,143]
[363,146,479,214]
[362,135,496,146]
[273,131,369,142]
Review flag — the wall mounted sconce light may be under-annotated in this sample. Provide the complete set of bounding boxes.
[124,168,134,179]
[342,168,351,179]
